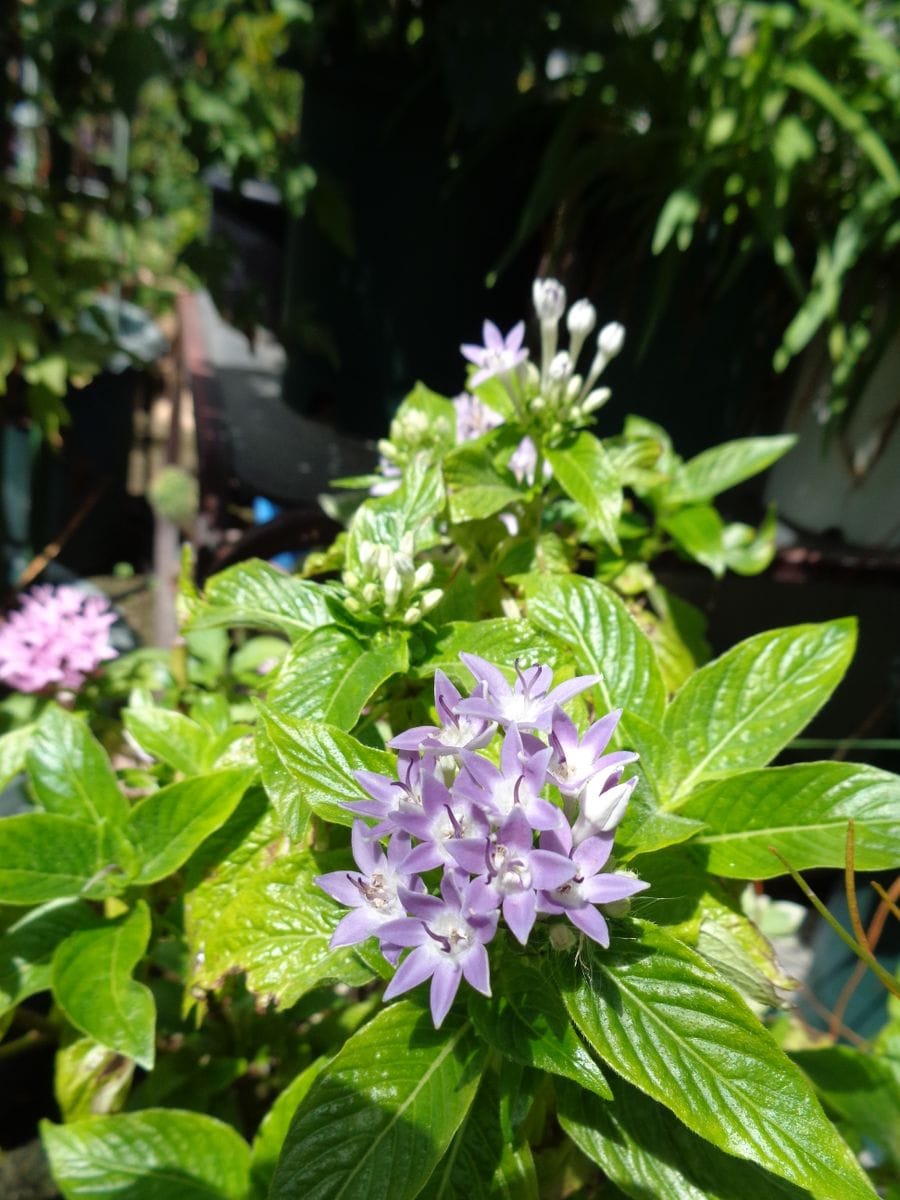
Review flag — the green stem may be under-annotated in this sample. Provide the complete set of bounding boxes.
[0,1030,53,1060]
[768,845,900,998]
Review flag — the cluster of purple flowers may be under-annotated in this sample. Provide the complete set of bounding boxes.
[316,654,647,1027]
[0,585,117,694]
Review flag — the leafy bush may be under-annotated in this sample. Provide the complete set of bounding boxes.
[0,277,897,1199]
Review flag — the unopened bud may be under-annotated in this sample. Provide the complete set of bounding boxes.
[376,545,393,574]
[597,321,626,359]
[533,277,567,323]
[604,897,632,918]
[402,606,422,625]
[421,588,443,612]
[359,541,377,567]
[399,531,415,557]
[414,562,434,589]
[549,923,577,951]
[343,569,360,589]
[344,596,361,613]
[383,566,402,609]
[567,298,597,338]
[361,582,379,604]
[581,387,611,415]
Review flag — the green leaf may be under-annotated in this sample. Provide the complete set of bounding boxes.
[680,762,900,878]
[269,627,408,728]
[349,458,447,558]
[661,504,728,576]
[0,722,35,790]
[42,1108,251,1200]
[694,904,798,1008]
[256,707,394,836]
[0,814,129,905]
[614,784,705,861]
[790,1046,900,1169]
[469,956,610,1099]
[557,1075,812,1200]
[663,620,857,805]
[522,575,666,730]
[52,901,155,1069]
[670,436,797,505]
[0,899,102,1016]
[557,921,875,1200]
[419,1067,539,1200]
[123,707,210,775]
[250,1058,330,1199]
[270,1002,484,1200]
[27,706,129,826]
[419,620,566,689]
[189,558,332,638]
[444,441,521,523]
[652,187,700,254]
[126,767,255,885]
[55,1037,134,1122]
[192,850,373,1008]
[546,431,623,552]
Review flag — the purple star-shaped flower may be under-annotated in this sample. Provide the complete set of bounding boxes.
[380,871,499,1027]
[345,752,440,836]
[456,654,600,733]
[389,670,496,757]
[460,320,528,388]
[315,823,423,963]
[394,775,490,874]
[547,706,638,798]
[455,723,561,831]
[536,823,648,946]
[449,808,577,945]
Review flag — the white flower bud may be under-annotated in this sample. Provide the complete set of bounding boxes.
[376,438,393,458]
[597,321,626,359]
[376,545,393,574]
[358,541,377,567]
[548,350,574,383]
[402,606,422,625]
[383,566,402,609]
[421,588,443,612]
[413,562,434,589]
[344,596,360,613]
[362,582,379,604]
[567,298,596,338]
[533,277,567,323]
[399,531,415,557]
[572,777,636,844]
[343,570,360,589]
[581,387,611,415]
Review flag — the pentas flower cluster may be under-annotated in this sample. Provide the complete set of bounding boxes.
[316,654,648,1027]
[0,584,117,693]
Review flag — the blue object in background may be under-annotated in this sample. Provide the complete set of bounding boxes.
[252,496,299,570]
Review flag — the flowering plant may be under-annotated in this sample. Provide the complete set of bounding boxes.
[0,585,117,694]
[0,274,897,1200]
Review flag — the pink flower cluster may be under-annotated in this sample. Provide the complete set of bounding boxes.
[316,654,647,1027]
[0,585,118,693]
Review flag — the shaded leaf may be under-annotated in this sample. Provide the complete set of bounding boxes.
[0,899,103,1016]
[546,431,622,552]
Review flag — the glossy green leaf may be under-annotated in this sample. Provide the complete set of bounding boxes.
[349,458,446,556]
[680,762,900,878]
[193,849,373,1008]
[661,505,728,576]
[188,558,332,638]
[522,575,666,730]
[663,620,856,805]
[270,1002,484,1200]
[0,814,128,905]
[546,431,622,552]
[122,707,210,775]
[250,1058,330,1199]
[42,1108,251,1200]
[557,1075,811,1200]
[55,1037,134,1122]
[420,1068,539,1200]
[614,785,705,861]
[671,436,796,505]
[557,921,875,1200]
[269,626,408,728]
[256,707,393,836]
[52,901,155,1069]
[418,620,566,688]
[27,706,129,826]
[468,956,610,1098]
[0,899,102,1015]
[126,767,255,885]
